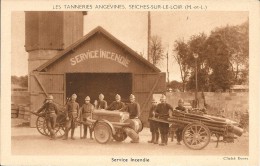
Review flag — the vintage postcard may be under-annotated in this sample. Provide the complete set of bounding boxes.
[1,0,260,166]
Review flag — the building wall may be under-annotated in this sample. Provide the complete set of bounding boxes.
[46,33,155,73]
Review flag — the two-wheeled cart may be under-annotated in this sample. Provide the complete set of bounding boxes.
[149,110,243,150]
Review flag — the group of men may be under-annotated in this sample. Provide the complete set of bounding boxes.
[36,93,140,140]
[148,94,187,146]
[36,92,186,146]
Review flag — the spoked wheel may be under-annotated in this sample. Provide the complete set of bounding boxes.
[182,123,211,150]
[94,122,112,144]
[54,114,66,138]
[36,116,48,136]
[43,115,66,138]
[113,129,127,142]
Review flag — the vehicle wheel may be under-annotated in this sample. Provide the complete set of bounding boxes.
[36,116,48,136]
[182,123,210,150]
[94,122,112,144]
[113,129,127,142]
[55,114,66,138]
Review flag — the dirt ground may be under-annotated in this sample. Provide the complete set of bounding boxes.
[11,124,249,156]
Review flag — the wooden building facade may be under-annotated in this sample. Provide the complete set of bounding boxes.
[30,26,166,126]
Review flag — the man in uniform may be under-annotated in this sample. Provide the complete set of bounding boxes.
[147,98,159,144]
[174,98,188,145]
[63,94,79,140]
[36,95,58,140]
[119,94,140,143]
[79,96,94,139]
[120,94,140,119]
[155,94,173,146]
[95,93,107,109]
[106,94,125,110]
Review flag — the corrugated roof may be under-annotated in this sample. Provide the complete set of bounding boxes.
[36,26,160,72]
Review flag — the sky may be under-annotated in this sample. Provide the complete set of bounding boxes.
[12,11,248,81]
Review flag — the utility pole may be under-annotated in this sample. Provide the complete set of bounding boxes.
[147,11,151,62]
[166,46,170,85]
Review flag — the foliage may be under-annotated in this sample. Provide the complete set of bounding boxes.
[172,20,249,92]
[149,35,165,66]
[167,80,182,92]
[11,75,28,87]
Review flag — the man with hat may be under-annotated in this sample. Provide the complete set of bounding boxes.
[120,94,140,119]
[63,94,79,140]
[119,94,141,143]
[79,96,94,139]
[36,95,58,140]
[154,94,173,146]
[174,98,188,145]
[107,94,125,111]
[147,98,159,144]
[95,93,107,110]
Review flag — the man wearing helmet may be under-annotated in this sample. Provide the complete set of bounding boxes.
[36,95,58,140]
[148,98,159,144]
[79,96,94,139]
[174,98,187,145]
[154,94,173,146]
[119,94,141,143]
[95,93,107,109]
[120,94,140,119]
[63,94,80,140]
[106,94,125,111]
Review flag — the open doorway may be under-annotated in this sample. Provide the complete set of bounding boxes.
[66,73,132,106]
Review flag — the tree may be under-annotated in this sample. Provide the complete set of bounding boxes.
[11,75,28,87]
[167,80,182,92]
[210,20,249,85]
[173,40,191,92]
[149,35,164,66]
[173,21,249,92]
[173,33,208,92]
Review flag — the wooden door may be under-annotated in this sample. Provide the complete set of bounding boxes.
[29,72,65,127]
[133,73,166,126]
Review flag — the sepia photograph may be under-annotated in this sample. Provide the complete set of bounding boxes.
[11,10,249,155]
[1,1,260,165]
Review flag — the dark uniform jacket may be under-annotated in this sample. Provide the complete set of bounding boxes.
[37,102,58,116]
[148,105,157,119]
[66,101,79,119]
[155,103,173,120]
[96,100,107,109]
[175,106,186,112]
[80,103,94,118]
[107,101,125,110]
[121,102,140,119]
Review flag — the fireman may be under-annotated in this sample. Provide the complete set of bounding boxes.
[36,95,58,140]
[155,94,173,146]
[79,96,94,139]
[107,94,125,110]
[96,93,107,109]
[63,94,80,140]
[148,98,159,144]
[175,98,187,145]
[119,94,141,143]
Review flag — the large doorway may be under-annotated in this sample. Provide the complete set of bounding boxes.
[66,73,132,106]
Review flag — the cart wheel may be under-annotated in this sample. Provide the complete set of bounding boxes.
[113,129,127,142]
[182,123,210,150]
[43,115,66,138]
[55,114,66,138]
[94,122,112,144]
[36,116,48,136]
